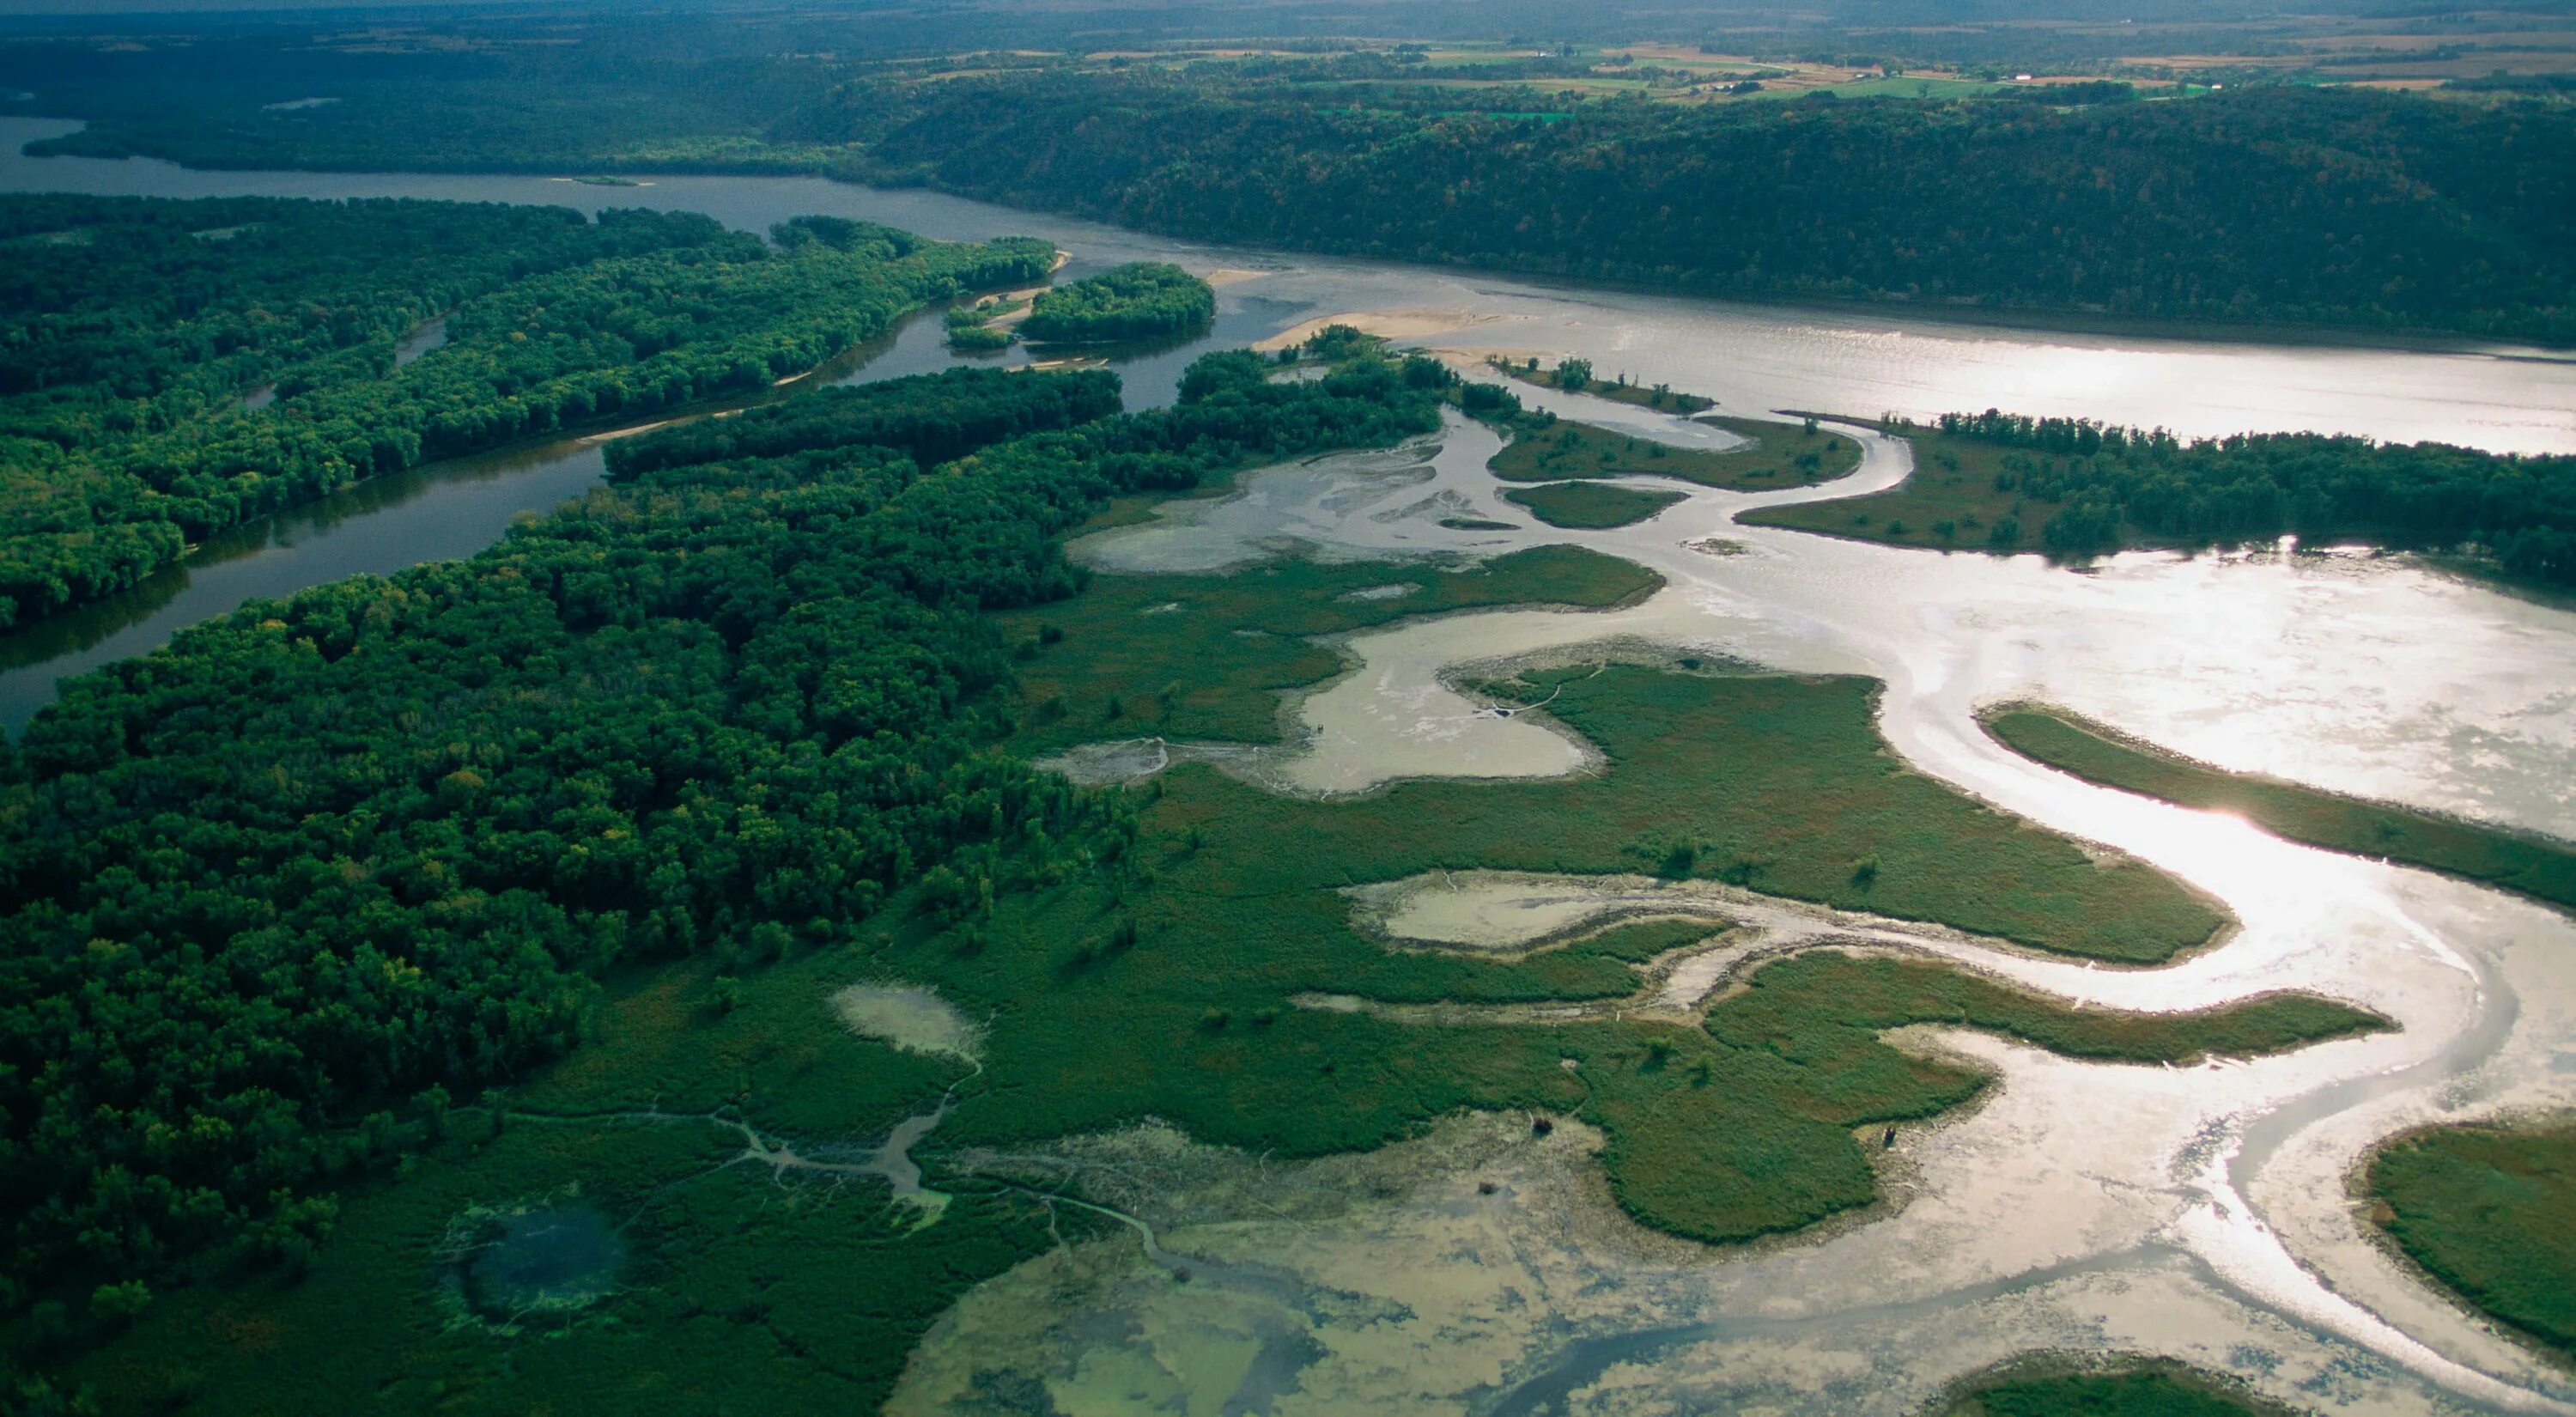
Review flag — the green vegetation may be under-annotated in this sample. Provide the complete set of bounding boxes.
[2367,1122,2576,1358]
[1499,360,1715,414]
[1490,416,1862,490]
[1985,704,2576,909]
[1746,411,2576,587]
[602,365,1121,477]
[0,339,1436,1304]
[22,33,2571,342]
[807,78,2576,342]
[1019,261,1214,344]
[943,294,1024,351]
[0,196,1054,629]
[1503,480,1687,528]
[0,308,2386,1412]
[1939,1355,2294,1415]
[997,544,1661,752]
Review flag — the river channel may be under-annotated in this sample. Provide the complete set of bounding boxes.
[5,115,2575,1414]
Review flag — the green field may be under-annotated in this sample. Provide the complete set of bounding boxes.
[1741,427,2045,550]
[1502,479,1687,527]
[1940,1355,2296,1415]
[1489,416,1862,490]
[2368,1122,2576,1358]
[1985,704,2576,909]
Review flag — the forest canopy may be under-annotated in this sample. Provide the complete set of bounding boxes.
[1018,263,1217,344]
[0,340,1443,1311]
[0,195,1054,630]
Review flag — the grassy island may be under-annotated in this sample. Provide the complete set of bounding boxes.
[1503,479,1686,528]
[2366,1122,2576,1359]
[1491,415,1862,491]
[1984,704,2576,911]
[1938,1356,2297,1416]
[1498,358,1716,414]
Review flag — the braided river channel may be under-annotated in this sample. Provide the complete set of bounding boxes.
[6,113,2576,1414]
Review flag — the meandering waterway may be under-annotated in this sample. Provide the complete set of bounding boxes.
[6,115,2576,1414]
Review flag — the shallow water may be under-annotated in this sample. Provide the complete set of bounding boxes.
[956,391,2576,1414]
[8,116,2576,1411]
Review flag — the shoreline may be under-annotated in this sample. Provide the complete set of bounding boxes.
[9,116,2567,359]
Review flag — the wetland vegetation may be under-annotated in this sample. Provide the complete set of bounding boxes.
[1501,479,1686,528]
[2366,1122,2576,1360]
[1488,412,1862,490]
[1985,704,2576,911]
[1936,1355,2296,1415]
[0,284,2393,1411]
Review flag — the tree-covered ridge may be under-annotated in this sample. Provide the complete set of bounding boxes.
[1018,262,1216,344]
[0,197,1056,631]
[805,76,2576,342]
[602,366,1121,478]
[0,350,1439,1304]
[1746,410,2576,587]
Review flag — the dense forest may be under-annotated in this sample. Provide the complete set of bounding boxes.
[0,197,1054,630]
[14,40,2570,343]
[0,343,1440,1327]
[810,76,2574,341]
[1018,262,1216,343]
[601,365,1123,477]
[1936,410,2576,581]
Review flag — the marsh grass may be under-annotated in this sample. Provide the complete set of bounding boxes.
[1986,704,2576,910]
[1502,479,1686,528]
[1938,1354,2294,1416]
[994,544,1662,752]
[1741,428,2043,550]
[1488,416,1862,490]
[2368,1122,2576,1358]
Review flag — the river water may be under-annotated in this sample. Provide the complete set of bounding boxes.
[6,116,2576,1414]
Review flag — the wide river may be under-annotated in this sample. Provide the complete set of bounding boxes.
[6,116,2576,1414]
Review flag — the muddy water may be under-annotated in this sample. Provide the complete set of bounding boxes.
[915,391,2576,1414]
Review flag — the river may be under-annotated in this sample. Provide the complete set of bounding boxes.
[6,115,2576,1415]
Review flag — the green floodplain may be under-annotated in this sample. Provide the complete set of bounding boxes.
[6,315,2400,1412]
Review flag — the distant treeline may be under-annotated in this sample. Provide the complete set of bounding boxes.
[0,340,1440,1309]
[1935,409,2576,580]
[1020,263,1216,344]
[0,197,1054,629]
[808,76,2573,343]
[15,49,2570,343]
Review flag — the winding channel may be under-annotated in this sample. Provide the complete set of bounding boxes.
[5,115,2575,1413]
